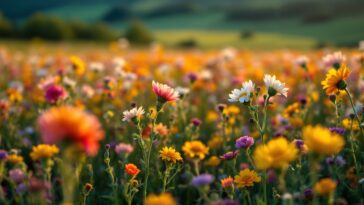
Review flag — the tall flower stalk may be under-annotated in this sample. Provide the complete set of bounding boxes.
[344,88,364,136]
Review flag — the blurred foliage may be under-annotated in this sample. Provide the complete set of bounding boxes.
[176,38,198,48]
[124,20,153,45]
[240,30,255,39]
[0,13,119,41]
[0,13,14,38]
[22,13,73,40]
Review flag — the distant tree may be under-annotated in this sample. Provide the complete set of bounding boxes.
[176,39,198,48]
[69,21,93,40]
[22,13,73,40]
[124,20,153,45]
[89,22,118,41]
[240,30,255,39]
[0,13,14,38]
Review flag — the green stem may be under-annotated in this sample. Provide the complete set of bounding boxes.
[345,88,364,137]
[193,159,200,175]
[349,119,360,176]
[261,96,270,143]
[143,110,160,199]
[245,148,255,169]
[245,189,252,205]
[263,171,267,205]
[335,100,341,127]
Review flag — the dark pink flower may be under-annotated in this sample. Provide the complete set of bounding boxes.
[44,84,68,103]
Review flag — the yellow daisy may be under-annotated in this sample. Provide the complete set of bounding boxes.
[321,65,350,95]
[253,137,298,170]
[302,125,344,155]
[145,193,177,205]
[159,147,183,163]
[182,140,209,160]
[30,144,59,161]
[234,169,261,188]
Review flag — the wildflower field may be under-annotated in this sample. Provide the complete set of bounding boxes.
[0,43,364,205]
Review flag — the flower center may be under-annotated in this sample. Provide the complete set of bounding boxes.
[336,80,347,90]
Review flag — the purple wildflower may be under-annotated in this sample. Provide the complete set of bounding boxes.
[235,136,254,149]
[0,150,8,160]
[16,183,27,194]
[335,155,346,167]
[303,188,314,201]
[191,174,214,186]
[220,150,239,160]
[329,127,346,135]
[213,199,238,205]
[294,139,304,150]
[191,118,202,127]
[9,169,26,184]
[267,169,277,183]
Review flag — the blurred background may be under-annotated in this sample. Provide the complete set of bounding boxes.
[0,0,364,49]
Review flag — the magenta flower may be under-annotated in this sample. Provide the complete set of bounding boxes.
[44,84,68,103]
[191,118,202,127]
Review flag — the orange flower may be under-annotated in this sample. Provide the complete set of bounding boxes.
[37,106,105,156]
[221,176,234,188]
[154,123,168,137]
[125,163,140,176]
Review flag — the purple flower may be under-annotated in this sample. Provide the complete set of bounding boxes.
[325,157,335,166]
[326,155,346,167]
[220,150,239,160]
[303,188,314,201]
[9,169,26,184]
[235,136,254,149]
[329,127,346,135]
[186,72,198,83]
[191,118,202,127]
[191,174,214,186]
[335,155,346,167]
[294,139,304,150]
[16,183,27,194]
[213,199,238,205]
[267,169,277,183]
[115,143,134,155]
[0,150,8,160]
[44,84,68,103]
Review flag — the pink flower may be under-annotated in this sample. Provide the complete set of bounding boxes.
[115,143,134,155]
[152,81,179,103]
[44,84,68,103]
[9,169,26,184]
[322,51,346,69]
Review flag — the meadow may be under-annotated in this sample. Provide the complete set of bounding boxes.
[0,40,363,205]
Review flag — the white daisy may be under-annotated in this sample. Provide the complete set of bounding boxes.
[89,62,104,72]
[228,88,250,103]
[264,74,289,97]
[175,86,190,97]
[122,107,145,122]
[294,56,309,67]
[242,80,255,93]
